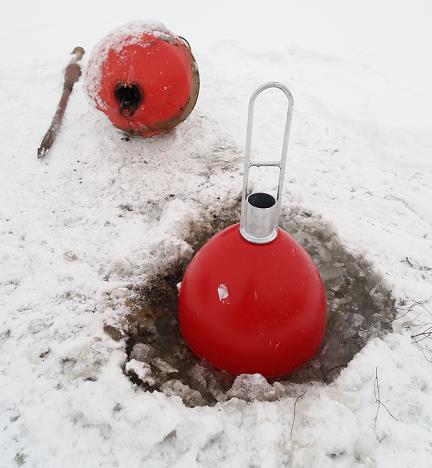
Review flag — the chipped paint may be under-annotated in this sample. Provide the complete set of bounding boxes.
[217,284,229,303]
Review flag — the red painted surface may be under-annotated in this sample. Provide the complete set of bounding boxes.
[179,224,327,378]
[89,31,199,137]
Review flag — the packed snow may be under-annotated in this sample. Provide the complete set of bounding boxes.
[1,1,432,467]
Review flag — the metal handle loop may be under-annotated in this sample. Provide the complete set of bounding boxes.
[240,82,294,243]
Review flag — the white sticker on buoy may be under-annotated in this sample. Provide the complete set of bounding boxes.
[218,284,229,303]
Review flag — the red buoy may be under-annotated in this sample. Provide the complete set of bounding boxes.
[179,224,326,377]
[179,83,327,378]
[85,21,199,137]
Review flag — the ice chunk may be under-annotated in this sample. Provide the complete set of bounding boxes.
[161,380,206,407]
[130,343,156,362]
[187,364,233,402]
[227,374,278,402]
[151,357,178,375]
[125,359,155,386]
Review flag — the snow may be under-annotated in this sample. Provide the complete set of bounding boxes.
[125,359,156,386]
[1,0,432,467]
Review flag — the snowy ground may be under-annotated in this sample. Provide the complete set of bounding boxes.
[1,1,432,467]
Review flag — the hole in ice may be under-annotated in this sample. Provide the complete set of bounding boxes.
[118,199,396,407]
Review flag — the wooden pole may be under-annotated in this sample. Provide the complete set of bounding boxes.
[37,47,85,158]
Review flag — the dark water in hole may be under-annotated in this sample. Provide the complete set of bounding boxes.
[120,199,396,407]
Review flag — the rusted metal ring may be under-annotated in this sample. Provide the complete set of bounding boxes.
[178,36,191,50]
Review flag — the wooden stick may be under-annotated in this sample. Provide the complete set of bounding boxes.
[37,47,85,158]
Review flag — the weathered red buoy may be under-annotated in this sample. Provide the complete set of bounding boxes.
[179,83,327,378]
[85,21,199,137]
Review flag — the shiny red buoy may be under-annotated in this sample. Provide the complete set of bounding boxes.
[178,83,327,378]
[179,224,327,377]
[85,21,199,137]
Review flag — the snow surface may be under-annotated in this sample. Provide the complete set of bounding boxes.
[1,1,432,467]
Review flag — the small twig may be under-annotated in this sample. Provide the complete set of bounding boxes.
[405,256,416,268]
[404,257,432,272]
[413,338,432,363]
[394,300,432,362]
[373,367,398,430]
[411,301,432,320]
[402,300,432,322]
[323,364,347,383]
[388,307,415,325]
[405,257,432,271]
[411,325,432,339]
[290,391,306,440]
[392,300,432,329]
[412,332,432,344]
[373,368,380,429]
[388,300,426,325]
[403,313,429,328]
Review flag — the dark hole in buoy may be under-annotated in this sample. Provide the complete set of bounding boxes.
[248,192,276,209]
[115,82,143,117]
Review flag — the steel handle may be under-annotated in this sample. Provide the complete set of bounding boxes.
[240,82,294,244]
